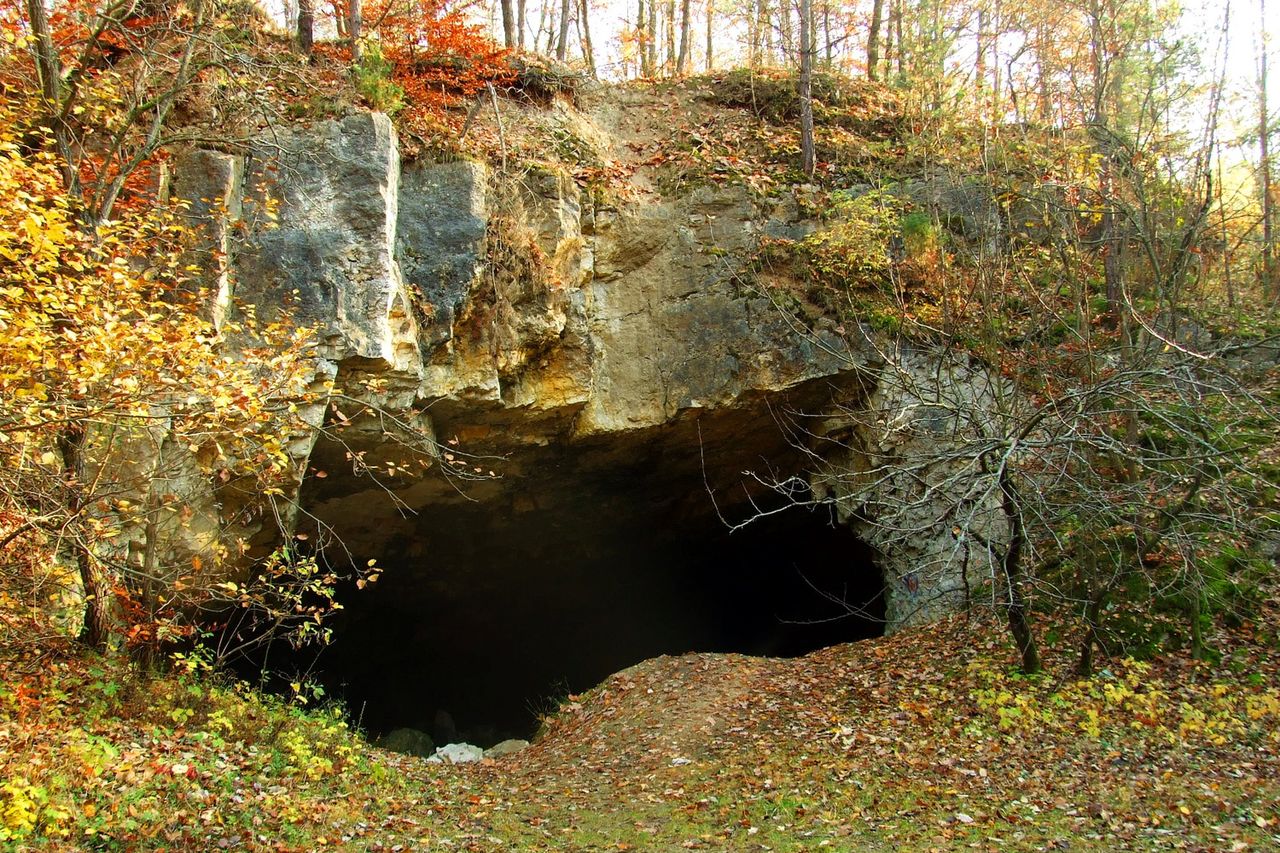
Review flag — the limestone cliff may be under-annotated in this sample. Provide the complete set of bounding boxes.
[172,92,1003,631]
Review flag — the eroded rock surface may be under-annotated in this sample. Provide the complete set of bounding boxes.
[171,100,1001,630]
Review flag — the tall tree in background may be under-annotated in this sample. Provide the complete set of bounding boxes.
[867,0,885,79]
[1262,0,1276,298]
[580,0,597,74]
[21,0,76,195]
[650,0,660,70]
[350,0,363,63]
[556,0,572,60]
[706,0,714,69]
[677,0,692,75]
[665,0,676,72]
[298,0,315,53]
[501,0,516,47]
[798,0,815,175]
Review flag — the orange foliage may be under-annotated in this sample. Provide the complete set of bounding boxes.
[368,0,514,133]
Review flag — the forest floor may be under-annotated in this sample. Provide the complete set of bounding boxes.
[3,607,1280,851]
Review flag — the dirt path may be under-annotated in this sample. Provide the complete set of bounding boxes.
[508,652,765,784]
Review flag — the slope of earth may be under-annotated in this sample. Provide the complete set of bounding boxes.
[3,606,1279,851]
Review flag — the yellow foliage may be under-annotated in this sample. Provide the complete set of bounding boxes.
[969,659,1280,749]
[0,95,324,645]
[0,776,41,841]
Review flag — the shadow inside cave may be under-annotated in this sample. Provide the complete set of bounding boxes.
[307,496,885,746]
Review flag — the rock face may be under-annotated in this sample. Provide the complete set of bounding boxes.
[172,106,1001,632]
[811,342,1010,626]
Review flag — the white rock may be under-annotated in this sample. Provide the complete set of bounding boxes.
[426,742,484,765]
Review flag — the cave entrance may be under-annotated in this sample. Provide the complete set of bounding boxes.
[294,392,886,747]
[314,495,883,747]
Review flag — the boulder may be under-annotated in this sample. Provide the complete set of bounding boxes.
[483,739,530,758]
[426,742,485,764]
[433,709,458,745]
[375,728,435,758]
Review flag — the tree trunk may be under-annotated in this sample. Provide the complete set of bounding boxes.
[822,0,832,65]
[22,0,79,198]
[1220,157,1235,306]
[647,0,659,74]
[1100,170,1123,319]
[297,0,314,54]
[24,0,59,121]
[536,0,549,52]
[500,0,516,47]
[890,0,903,76]
[762,0,775,62]
[706,0,713,70]
[780,0,793,59]
[976,7,987,107]
[1261,0,1276,299]
[867,0,885,80]
[350,0,363,64]
[1078,585,1104,677]
[999,468,1042,674]
[1189,585,1205,661]
[334,0,348,38]
[665,0,676,73]
[676,0,692,75]
[556,0,572,61]
[297,0,315,52]
[543,0,557,53]
[751,0,766,67]
[579,0,596,76]
[989,0,1002,124]
[57,428,113,650]
[1036,23,1051,123]
[517,0,526,48]
[798,0,815,176]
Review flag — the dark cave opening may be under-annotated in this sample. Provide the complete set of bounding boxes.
[312,494,885,747]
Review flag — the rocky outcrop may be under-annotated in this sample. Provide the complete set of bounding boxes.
[171,106,1002,632]
[811,342,1009,626]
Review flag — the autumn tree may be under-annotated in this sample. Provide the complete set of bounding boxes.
[731,0,1278,674]
[0,95,342,655]
[3,0,304,229]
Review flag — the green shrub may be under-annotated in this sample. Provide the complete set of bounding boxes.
[798,189,904,290]
[356,46,405,116]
